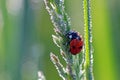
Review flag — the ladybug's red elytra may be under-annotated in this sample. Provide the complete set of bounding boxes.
[70,39,83,55]
[67,31,83,55]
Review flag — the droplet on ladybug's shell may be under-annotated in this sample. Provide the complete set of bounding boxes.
[70,39,83,55]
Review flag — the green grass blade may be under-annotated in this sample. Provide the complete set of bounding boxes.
[83,0,94,80]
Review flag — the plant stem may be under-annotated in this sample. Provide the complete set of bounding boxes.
[83,0,94,80]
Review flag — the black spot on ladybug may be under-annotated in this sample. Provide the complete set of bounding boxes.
[79,46,83,49]
[72,46,76,49]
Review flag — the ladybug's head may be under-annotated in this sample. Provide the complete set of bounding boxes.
[66,31,81,40]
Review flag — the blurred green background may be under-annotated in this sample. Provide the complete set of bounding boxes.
[0,0,120,80]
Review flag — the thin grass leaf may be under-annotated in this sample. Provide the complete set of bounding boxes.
[50,53,67,80]
[83,0,94,80]
[52,35,61,47]
[44,0,70,35]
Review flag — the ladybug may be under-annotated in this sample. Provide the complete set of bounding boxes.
[66,31,83,55]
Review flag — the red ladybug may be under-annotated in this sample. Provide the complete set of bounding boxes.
[70,39,83,55]
[67,31,83,55]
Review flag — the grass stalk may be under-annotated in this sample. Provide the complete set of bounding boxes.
[83,0,94,80]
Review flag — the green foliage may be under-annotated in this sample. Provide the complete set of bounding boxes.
[0,0,120,80]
